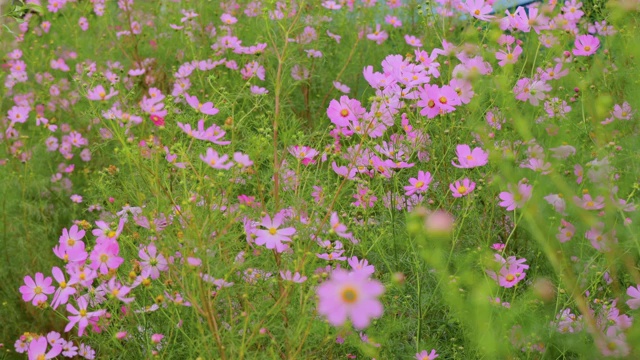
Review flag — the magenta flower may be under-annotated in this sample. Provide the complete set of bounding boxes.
[404,171,433,196]
[51,266,77,310]
[626,285,640,309]
[288,145,319,165]
[185,93,219,115]
[65,297,105,337]
[59,225,86,250]
[572,34,600,56]
[139,242,168,279]
[89,241,124,274]
[316,269,384,329]
[327,96,365,127]
[498,182,533,210]
[415,349,439,360]
[254,213,296,253]
[200,148,233,170]
[19,273,55,306]
[92,218,126,244]
[87,85,118,101]
[465,0,494,21]
[497,264,527,288]
[27,336,62,360]
[495,45,522,67]
[449,178,476,197]
[348,256,375,276]
[451,145,488,168]
[101,278,134,303]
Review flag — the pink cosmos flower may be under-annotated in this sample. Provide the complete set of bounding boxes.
[495,45,522,67]
[254,213,296,253]
[65,297,106,337]
[184,94,219,115]
[27,336,62,360]
[404,170,432,196]
[572,34,600,56]
[544,194,566,214]
[416,349,439,360]
[366,24,388,45]
[280,270,307,283]
[449,178,476,197]
[556,219,575,243]
[585,222,617,252]
[89,241,124,274]
[288,145,319,165]
[333,81,350,94]
[404,35,423,47]
[316,269,384,329]
[200,148,233,170]
[250,85,268,95]
[20,273,55,306]
[612,102,633,120]
[70,194,83,203]
[498,182,533,210]
[220,13,237,24]
[51,266,77,310]
[8,105,29,124]
[384,15,402,28]
[626,285,640,309]
[348,256,375,276]
[150,114,165,127]
[497,264,527,288]
[327,96,365,127]
[514,78,551,106]
[78,17,89,31]
[451,145,488,168]
[573,194,605,210]
[139,243,168,279]
[87,85,118,101]
[465,0,494,21]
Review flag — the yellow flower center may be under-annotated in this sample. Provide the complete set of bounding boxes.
[584,46,591,52]
[415,181,424,188]
[34,286,43,294]
[268,227,277,235]
[341,286,358,304]
[340,109,349,117]
[505,274,516,282]
[457,185,467,194]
